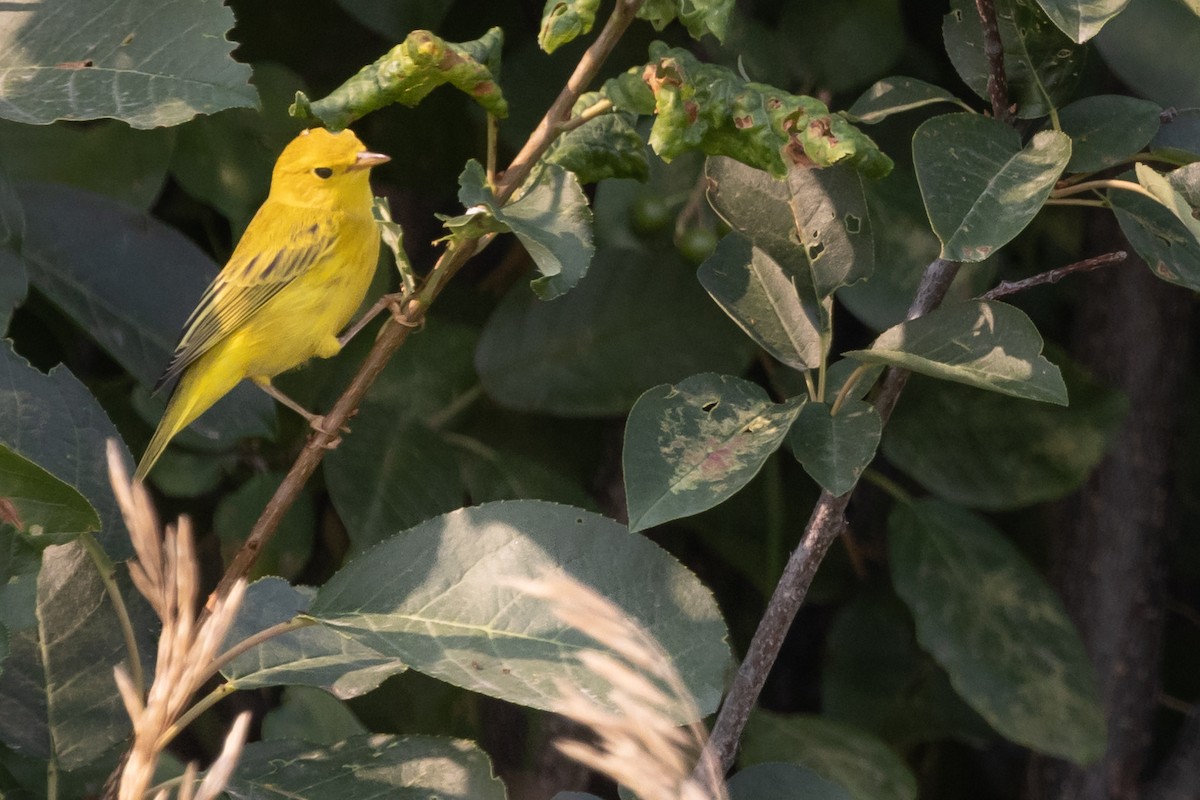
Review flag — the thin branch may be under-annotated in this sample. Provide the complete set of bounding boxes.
[979,251,1127,300]
[701,257,961,773]
[79,531,145,697]
[975,0,1012,122]
[211,0,648,604]
[557,98,614,133]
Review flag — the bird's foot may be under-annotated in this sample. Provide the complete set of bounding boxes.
[388,294,425,331]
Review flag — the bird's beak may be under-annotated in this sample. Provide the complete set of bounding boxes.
[350,151,390,171]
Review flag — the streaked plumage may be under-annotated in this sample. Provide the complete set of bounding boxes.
[135,127,389,480]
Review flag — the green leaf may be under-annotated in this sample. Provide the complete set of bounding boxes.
[889,500,1106,764]
[741,710,917,800]
[778,0,905,95]
[1150,108,1200,165]
[456,443,596,510]
[883,368,1125,511]
[788,400,882,496]
[0,341,130,559]
[638,0,735,41]
[822,592,993,747]
[1095,0,1200,109]
[261,686,368,745]
[223,579,407,699]
[539,0,601,54]
[1136,163,1200,243]
[846,301,1067,404]
[11,182,274,445]
[0,444,99,538]
[0,121,173,210]
[623,373,804,531]
[846,76,971,124]
[290,27,508,130]
[223,735,507,800]
[0,542,135,768]
[1058,95,1162,173]
[1110,182,1200,290]
[697,233,827,371]
[728,762,853,800]
[0,524,41,634]
[643,43,893,179]
[706,156,874,299]
[457,160,594,299]
[1033,0,1131,42]
[544,93,649,184]
[0,0,256,128]
[943,0,1084,119]
[475,244,753,416]
[214,474,314,580]
[310,501,731,719]
[913,114,1070,261]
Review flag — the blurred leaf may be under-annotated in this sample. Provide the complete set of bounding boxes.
[943,0,1084,119]
[544,92,649,184]
[623,373,803,531]
[846,301,1068,404]
[0,0,256,127]
[223,579,407,699]
[779,0,904,94]
[332,0,455,41]
[707,156,873,300]
[457,160,594,299]
[224,735,506,800]
[788,400,881,496]
[170,62,308,231]
[846,77,971,124]
[0,121,173,210]
[310,501,731,719]
[12,182,274,445]
[0,542,131,768]
[0,341,129,559]
[1034,0,1132,41]
[883,367,1125,510]
[1095,0,1200,108]
[823,592,993,747]
[889,500,1106,764]
[214,473,314,580]
[1058,95,1161,172]
[261,686,368,745]
[539,0,601,53]
[914,114,1070,261]
[1169,162,1200,206]
[638,0,734,41]
[291,27,508,130]
[142,445,226,498]
[1150,107,1200,164]
[697,233,827,371]
[475,244,752,416]
[1110,181,1200,290]
[0,444,98,537]
[643,43,893,179]
[741,710,917,800]
[728,762,853,800]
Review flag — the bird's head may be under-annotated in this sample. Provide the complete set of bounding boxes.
[269,127,389,208]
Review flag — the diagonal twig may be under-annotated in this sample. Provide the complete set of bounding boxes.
[980,251,1127,301]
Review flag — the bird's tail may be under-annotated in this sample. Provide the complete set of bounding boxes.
[134,353,242,481]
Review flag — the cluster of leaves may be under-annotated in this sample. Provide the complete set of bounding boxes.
[0,0,1198,798]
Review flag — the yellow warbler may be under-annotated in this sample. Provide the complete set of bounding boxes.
[135,127,389,480]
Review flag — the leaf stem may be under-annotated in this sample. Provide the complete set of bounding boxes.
[1052,178,1158,202]
[829,364,870,416]
[556,97,614,133]
[79,531,144,696]
[154,682,237,751]
[861,468,912,503]
[203,616,316,686]
[979,251,1127,300]
[802,369,818,402]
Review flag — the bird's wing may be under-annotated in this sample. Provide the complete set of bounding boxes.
[154,212,335,391]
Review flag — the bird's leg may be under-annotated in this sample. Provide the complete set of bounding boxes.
[337,291,422,348]
[251,378,345,449]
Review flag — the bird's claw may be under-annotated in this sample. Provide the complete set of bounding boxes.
[388,295,425,330]
[307,414,350,450]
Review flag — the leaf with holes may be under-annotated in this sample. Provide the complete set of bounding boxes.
[845,301,1067,404]
[1110,182,1200,290]
[788,400,882,496]
[914,113,1070,262]
[624,373,804,531]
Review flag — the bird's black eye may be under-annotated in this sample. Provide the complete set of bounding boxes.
[313,167,334,179]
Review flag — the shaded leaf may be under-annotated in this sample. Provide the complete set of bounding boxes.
[310,501,731,719]
[741,710,917,800]
[778,0,905,95]
[214,473,314,580]
[1034,0,1132,42]
[0,0,256,128]
[846,301,1067,404]
[544,92,649,184]
[914,113,1070,261]
[1058,95,1161,173]
[261,686,368,745]
[331,0,455,42]
[223,735,506,800]
[291,27,508,130]
[788,400,882,496]
[643,43,892,179]
[890,500,1106,764]
[943,0,1084,119]
[1136,163,1200,242]
[623,373,804,531]
[883,368,1125,510]
[728,762,852,800]
[1150,107,1200,165]
[638,0,735,42]
[539,0,601,54]
[847,76,971,124]
[1094,0,1200,109]
[1110,182,1200,290]
[223,579,407,699]
[457,160,594,299]
[0,444,99,538]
